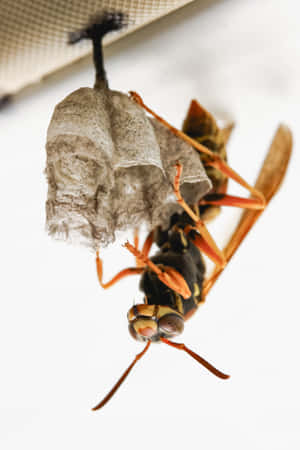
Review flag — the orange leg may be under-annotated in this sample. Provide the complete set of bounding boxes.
[129,91,265,207]
[134,228,139,251]
[173,163,226,268]
[133,228,142,267]
[199,193,264,210]
[206,159,265,206]
[141,230,154,259]
[124,241,191,299]
[184,225,225,268]
[96,251,144,289]
[133,230,154,268]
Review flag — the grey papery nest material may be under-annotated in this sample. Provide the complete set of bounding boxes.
[45,83,212,250]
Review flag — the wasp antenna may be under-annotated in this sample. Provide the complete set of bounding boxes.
[160,338,230,380]
[69,11,128,86]
[92,341,151,411]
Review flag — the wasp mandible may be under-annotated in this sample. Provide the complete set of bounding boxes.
[70,12,292,410]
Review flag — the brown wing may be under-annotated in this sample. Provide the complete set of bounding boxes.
[219,122,235,146]
[203,125,293,296]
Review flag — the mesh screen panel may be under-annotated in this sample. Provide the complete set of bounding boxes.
[0,0,195,96]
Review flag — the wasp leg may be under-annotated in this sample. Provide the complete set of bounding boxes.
[96,251,144,289]
[184,226,225,268]
[133,230,154,268]
[129,91,265,207]
[133,228,142,267]
[206,159,265,207]
[203,124,292,297]
[199,193,264,210]
[124,241,191,299]
[173,163,226,268]
[141,230,154,259]
[134,228,139,250]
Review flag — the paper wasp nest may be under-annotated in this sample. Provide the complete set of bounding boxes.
[46,84,212,249]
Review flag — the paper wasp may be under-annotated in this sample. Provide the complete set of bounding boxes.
[70,12,292,410]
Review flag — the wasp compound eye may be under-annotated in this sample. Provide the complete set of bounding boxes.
[128,323,140,341]
[158,314,184,336]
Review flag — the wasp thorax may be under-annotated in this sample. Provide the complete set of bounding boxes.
[128,304,184,342]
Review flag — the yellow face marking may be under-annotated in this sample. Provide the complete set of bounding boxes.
[133,319,158,337]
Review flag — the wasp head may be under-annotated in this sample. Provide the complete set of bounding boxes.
[127,304,184,342]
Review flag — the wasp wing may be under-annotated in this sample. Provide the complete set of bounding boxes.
[203,124,292,296]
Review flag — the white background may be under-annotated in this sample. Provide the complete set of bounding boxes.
[0,0,299,449]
